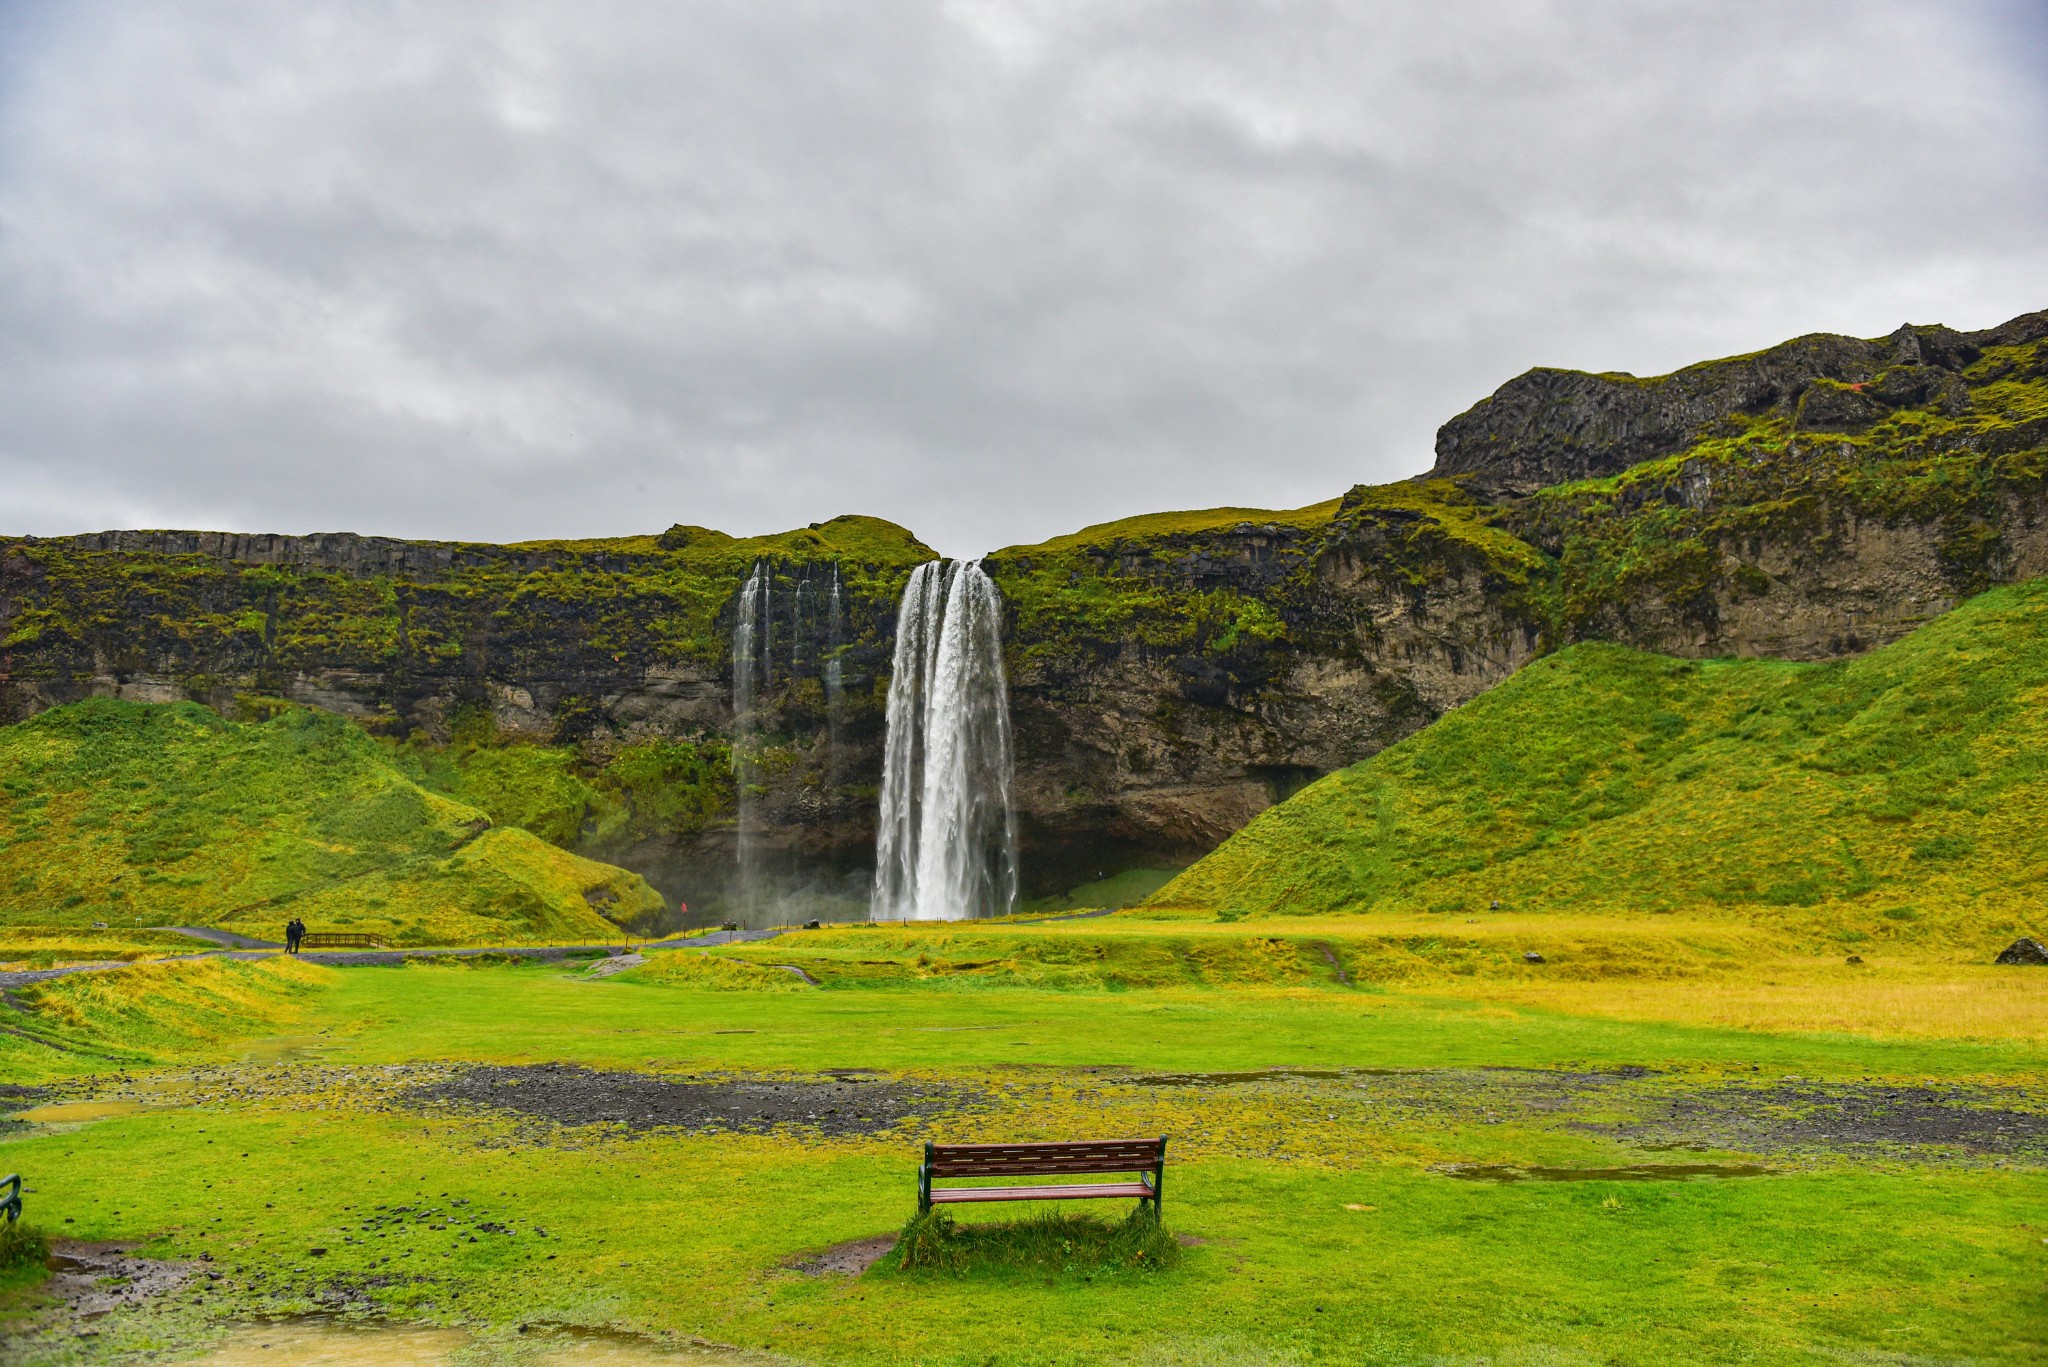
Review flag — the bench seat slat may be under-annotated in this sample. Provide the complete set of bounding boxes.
[929,1158,1161,1177]
[930,1141,1161,1157]
[928,1181,1155,1204]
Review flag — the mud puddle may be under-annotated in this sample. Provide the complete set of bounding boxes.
[410,1063,962,1136]
[15,1099,161,1124]
[1591,1080,2048,1157]
[238,1035,343,1064]
[196,1319,748,1364]
[1438,1162,1773,1182]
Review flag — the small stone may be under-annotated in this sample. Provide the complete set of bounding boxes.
[1994,938,2048,966]
[1522,951,1545,964]
[1845,955,1863,965]
[308,1248,326,1257]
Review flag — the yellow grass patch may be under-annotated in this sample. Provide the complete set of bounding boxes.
[1434,961,2048,1042]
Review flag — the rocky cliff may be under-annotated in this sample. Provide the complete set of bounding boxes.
[4,308,2045,919]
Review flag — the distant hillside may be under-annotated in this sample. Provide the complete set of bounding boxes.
[0,699,663,945]
[1147,577,2048,951]
[5,308,2044,908]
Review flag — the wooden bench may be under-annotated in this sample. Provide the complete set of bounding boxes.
[918,1139,1166,1215]
[299,933,389,950]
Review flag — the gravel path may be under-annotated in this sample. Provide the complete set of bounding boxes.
[0,927,794,993]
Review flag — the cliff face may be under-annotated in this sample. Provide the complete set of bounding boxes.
[1434,312,2047,495]
[4,309,2045,915]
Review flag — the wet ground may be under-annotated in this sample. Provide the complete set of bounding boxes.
[408,1062,964,1137]
[11,1060,2048,1165]
[1589,1079,2048,1156]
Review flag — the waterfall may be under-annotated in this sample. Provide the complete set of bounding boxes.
[731,560,772,917]
[824,564,845,776]
[871,560,1018,922]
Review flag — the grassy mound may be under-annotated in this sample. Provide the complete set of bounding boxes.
[1148,576,2048,947]
[890,1207,1180,1279]
[6,955,331,1062]
[0,699,660,945]
[696,925,1341,991]
[618,951,814,991]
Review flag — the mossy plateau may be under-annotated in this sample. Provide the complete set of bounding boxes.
[1148,574,2048,946]
[0,698,660,945]
[987,478,1547,680]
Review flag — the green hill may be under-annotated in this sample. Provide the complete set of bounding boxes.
[1147,576,2048,949]
[0,699,663,946]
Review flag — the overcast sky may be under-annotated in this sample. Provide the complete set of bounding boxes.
[2,1,2045,557]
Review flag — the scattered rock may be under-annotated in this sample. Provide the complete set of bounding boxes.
[1994,938,2048,966]
[1522,951,1546,964]
[1846,955,1864,965]
[583,953,644,979]
[42,1242,193,1316]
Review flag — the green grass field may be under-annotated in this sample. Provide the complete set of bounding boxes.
[2,936,2044,1365]
[6,570,2048,1362]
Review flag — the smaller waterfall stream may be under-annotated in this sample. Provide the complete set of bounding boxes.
[730,560,772,917]
[871,560,1018,921]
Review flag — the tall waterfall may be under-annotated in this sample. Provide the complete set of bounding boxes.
[730,560,772,916]
[871,560,1018,922]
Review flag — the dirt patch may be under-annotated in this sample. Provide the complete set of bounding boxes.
[42,1240,196,1316]
[409,1063,960,1136]
[782,1234,897,1276]
[1588,1081,2048,1157]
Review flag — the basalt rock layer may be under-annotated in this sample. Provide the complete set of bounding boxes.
[4,309,2046,916]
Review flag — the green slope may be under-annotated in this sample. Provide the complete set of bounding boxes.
[0,699,663,946]
[1147,576,2048,947]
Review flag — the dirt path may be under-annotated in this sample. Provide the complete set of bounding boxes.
[0,927,795,993]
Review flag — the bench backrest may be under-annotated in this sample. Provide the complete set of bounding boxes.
[926,1139,1164,1178]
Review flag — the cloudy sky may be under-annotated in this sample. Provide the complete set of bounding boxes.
[2,1,2045,556]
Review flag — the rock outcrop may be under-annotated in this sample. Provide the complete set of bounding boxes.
[1432,311,2048,496]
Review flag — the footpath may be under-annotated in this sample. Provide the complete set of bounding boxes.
[0,927,795,995]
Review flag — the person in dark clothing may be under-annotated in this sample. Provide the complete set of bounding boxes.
[285,918,303,954]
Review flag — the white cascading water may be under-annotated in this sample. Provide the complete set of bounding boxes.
[871,560,1018,921]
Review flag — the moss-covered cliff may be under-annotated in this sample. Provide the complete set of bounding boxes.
[4,308,2044,913]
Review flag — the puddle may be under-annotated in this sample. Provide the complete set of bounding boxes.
[16,1100,159,1124]
[196,1319,747,1363]
[197,1321,468,1364]
[239,1035,341,1063]
[1129,1068,1360,1087]
[1437,1162,1774,1183]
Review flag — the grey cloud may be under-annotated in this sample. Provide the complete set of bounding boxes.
[1,0,2045,555]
